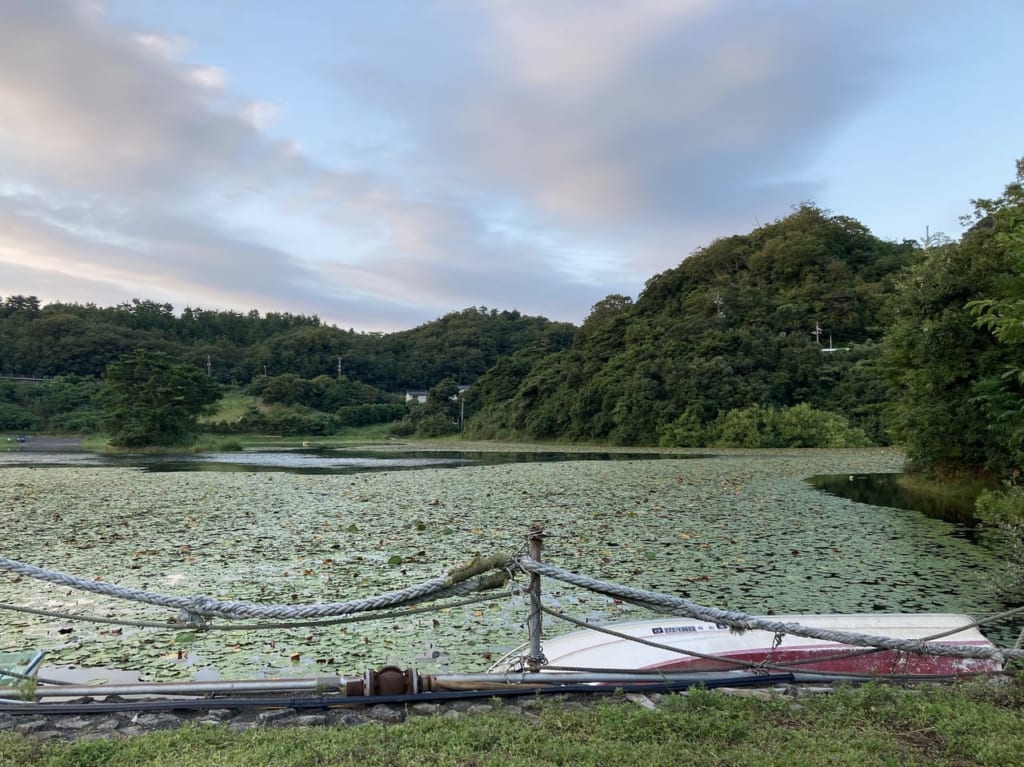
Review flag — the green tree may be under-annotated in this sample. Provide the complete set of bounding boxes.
[884,160,1024,475]
[99,349,222,447]
[966,160,1024,463]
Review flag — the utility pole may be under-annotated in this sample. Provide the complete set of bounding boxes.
[713,292,725,319]
[337,356,342,380]
[812,321,823,345]
[206,354,212,377]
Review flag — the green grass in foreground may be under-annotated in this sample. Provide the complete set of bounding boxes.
[2,681,1023,767]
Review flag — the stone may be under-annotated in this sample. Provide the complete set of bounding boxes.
[338,713,369,727]
[203,708,237,720]
[55,716,94,730]
[625,693,656,710]
[256,709,294,725]
[129,713,181,730]
[408,703,441,717]
[293,715,328,727]
[368,704,405,723]
[14,719,49,735]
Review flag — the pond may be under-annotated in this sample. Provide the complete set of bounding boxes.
[808,473,979,525]
[0,447,1018,682]
[0,445,691,475]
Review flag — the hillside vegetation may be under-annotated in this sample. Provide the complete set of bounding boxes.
[466,204,907,447]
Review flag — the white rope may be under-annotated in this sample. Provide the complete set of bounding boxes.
[516,555,1023,662]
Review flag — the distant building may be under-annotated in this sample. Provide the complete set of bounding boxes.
[405,384,471,404]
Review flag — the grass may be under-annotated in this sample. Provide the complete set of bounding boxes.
[1,681,1022,766]
[219,422,408,447]
[200,389,255,423]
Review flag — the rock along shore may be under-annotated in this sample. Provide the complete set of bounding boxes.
[0,685,820,742]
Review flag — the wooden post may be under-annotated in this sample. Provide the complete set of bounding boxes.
[526,523,546,671]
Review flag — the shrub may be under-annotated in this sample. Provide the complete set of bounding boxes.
[706,404,873,449]
[0,402,39,430]
[659,408,707,447]
[976,484,1024,598]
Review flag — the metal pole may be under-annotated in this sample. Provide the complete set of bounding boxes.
[526,523,547,671]
[2,675,358,700]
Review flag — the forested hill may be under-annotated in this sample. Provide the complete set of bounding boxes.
[0,301,574,392]
[465,205,916,446]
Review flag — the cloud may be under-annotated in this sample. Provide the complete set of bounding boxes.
[0,0,984,335]
[330,0,927,275]
[241,101,280,130]
[459,1,905,224]
[0,0,285,198]
[190,66,229,90]
[135,31,189,61]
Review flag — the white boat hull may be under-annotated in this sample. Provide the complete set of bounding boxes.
[492,613,1000,678]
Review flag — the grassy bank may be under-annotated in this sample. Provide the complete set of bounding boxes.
[2,681,1023,766]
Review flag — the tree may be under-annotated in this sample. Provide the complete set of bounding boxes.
[884,159,1024,476]
[99,349,221,447]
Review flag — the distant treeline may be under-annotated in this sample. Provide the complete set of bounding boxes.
[0,298,574,390]
[2,161,1022,481]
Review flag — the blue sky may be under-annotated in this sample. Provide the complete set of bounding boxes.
[1,0,1021,332]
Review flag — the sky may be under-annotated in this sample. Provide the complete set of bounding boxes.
[1,1,1021,333]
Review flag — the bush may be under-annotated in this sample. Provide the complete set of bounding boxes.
[335,403,406,427]
[0,402,39,430]
[46,407,102,433]
[412,412,458,437]
[389,419,416,437]
[659,406,708,447]
[712,406,775,448]
[776,403,872,448]
[976,484,1024,598]
[704,404,873,449]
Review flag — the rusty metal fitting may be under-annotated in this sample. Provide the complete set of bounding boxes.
[363,666,421,696]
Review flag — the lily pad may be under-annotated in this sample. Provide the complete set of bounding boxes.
[0,447,1014,681]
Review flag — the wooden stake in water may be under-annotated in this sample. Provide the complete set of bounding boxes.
[527,523,547,671]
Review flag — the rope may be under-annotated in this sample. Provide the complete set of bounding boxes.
[914,604,1024,642]
[517,555,1024,663]
[0,589,518,633]
[0,555,510,621]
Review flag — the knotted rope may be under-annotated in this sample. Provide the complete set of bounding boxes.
[0,553,512,622]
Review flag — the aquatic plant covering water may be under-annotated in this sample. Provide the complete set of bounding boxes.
[0,448,1012,682]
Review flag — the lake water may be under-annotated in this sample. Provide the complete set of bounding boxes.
[0,446,688,474]
[1,447,1018,679]
[808,472,979,524]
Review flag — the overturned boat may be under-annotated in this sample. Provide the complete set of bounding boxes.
[492,612,1002,679]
